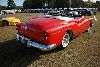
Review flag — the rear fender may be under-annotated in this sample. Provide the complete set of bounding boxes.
[44,27,74,47]
[66,30,73,40]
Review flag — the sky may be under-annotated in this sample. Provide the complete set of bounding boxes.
[0,0,99,6]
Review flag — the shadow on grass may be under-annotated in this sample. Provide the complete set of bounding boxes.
[0,26,4,27]
[0,39,61,67]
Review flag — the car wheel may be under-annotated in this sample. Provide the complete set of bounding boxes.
[56,30,73,50]
[2,21,9,26]
[86,22,92,32]
[90,22,93,27]
[61,32,70,48]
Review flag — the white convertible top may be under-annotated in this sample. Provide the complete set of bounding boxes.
[38,15,74,21]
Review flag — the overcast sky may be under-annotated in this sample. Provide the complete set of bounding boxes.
[0,0,99,6]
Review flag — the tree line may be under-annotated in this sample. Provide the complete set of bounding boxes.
[23,0,99,9]
[0,0,100,11]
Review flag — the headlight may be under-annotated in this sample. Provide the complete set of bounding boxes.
[12,20,16,21]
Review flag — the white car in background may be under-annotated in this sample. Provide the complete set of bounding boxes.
[44,9,64,15]
[44,10,58,15]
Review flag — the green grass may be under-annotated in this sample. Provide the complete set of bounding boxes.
[0,13,100,67]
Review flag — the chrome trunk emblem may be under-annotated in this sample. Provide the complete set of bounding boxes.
[25,26,28,30]
[23,26,30,30]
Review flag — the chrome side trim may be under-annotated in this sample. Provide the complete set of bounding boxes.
[16,33,56,51]
[51,34,53,35]
[73,22,88,36]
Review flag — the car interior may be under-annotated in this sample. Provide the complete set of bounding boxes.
[38,11,84,21]
[63,11,83,19]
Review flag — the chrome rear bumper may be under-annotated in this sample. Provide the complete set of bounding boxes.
[16,33,56,51]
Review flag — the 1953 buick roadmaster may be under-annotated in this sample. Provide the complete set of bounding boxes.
[16,11,93,51]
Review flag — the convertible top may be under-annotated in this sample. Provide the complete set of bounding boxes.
[38,15,84,21]
[38,15,74,21]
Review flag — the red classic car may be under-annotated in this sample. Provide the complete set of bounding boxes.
[16,11,93,51]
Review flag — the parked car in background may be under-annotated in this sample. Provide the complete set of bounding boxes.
[75,9,93,16]
[16,11,93,51]
[8,12,14,14]
[92,9,97,15]
[0,15,20,26]
[59,10,81,17]
[2,11,7,15]
[57,9,63,13]
[44,10,58,15]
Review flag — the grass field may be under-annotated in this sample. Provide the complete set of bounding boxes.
[0,13,100,67]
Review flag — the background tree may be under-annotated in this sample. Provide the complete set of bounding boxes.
[7,0,16,9]
[0,5,7,13]
[23,0,43,9]
[23,0,31,9]
[46,0,55,8]
[63,0,70,8]
[22,0,99,9]
[0,5,1,13]
[33,0,43,9]
[85,0,93,8]
[54,0,85,8]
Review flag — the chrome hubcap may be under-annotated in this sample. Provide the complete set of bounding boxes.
[62,32,70,47]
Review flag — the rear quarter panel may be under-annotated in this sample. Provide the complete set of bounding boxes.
[44,21,78,46]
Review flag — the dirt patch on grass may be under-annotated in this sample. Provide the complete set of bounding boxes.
[0,13,100,67]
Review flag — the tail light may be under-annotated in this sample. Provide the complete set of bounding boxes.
[16,22,22,30]
[42,30,48,40]
[17,22,22,26]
